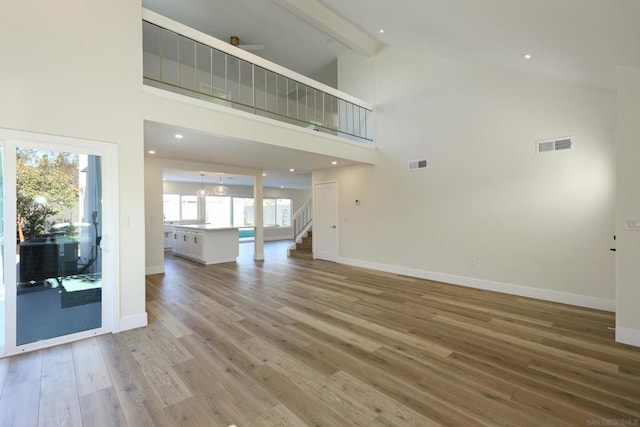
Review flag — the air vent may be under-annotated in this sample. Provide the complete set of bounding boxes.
[537,137,573,154]
[408,159,428,171]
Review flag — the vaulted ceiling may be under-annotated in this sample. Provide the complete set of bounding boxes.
[144,0,640,89]
[143,0,640,188]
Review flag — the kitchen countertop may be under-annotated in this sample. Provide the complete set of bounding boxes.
[172,224,240,231]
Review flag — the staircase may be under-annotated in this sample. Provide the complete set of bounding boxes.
[288,229,313,259]
[289,198,313,259]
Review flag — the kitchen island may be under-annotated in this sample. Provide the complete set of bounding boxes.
[171,225,240,264]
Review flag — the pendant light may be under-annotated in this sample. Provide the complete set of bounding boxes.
[195,173,209,197]
[213,173,228,195]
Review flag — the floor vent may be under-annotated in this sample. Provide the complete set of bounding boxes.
[409,159,428,171]
[537,137,573,154]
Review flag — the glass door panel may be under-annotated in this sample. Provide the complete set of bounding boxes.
[15,148,102,345]
[0,147,4,348]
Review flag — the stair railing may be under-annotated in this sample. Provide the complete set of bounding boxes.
[293,198,312,241]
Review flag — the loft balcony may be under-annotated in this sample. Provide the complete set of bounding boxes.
[142,9,373,146]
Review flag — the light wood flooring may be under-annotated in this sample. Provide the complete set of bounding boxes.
[1,242,640,426]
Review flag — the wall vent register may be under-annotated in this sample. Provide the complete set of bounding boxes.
[409,159,428,171]
[537,137,573,154]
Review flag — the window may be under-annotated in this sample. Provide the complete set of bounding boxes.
[233,197,254,227]
[163,194,180,221]
[164,193,292,227]
[181,195,198,220]
[205,196,231,227]
[263,198,291,226]
[275,198,291,227]
[263,199,276,226]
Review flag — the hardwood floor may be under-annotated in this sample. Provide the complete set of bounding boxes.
[1,242,640,426]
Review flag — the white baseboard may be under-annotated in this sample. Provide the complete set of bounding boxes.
[338,257,615,312]
[116,312,148,332]
[616,327,640,347]
[145,265,165,275]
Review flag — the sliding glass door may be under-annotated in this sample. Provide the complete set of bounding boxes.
[15,148,103,345]
[1,133,116,356]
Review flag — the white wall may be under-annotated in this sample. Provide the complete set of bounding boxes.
[615,66,640,346]
[145,157,165,274]
[310,59,338,89]
[1,1,146,330]
[319,47,617,309]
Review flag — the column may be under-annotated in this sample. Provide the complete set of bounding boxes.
[253,174,265,261]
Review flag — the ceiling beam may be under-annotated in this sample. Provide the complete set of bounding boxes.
[271,0,382,57]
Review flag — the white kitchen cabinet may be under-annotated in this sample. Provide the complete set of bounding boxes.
[171,225,239,264]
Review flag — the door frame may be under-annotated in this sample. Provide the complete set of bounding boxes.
[313,180,339,262]
[0,128,119,358]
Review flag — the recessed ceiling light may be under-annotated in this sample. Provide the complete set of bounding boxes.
[148,150,156,155]
[280,186,284,189]
[523,54,532,60]
[379,29,385,34]
[332,161,338,165]
[289,168,295,172]
[174,134,183,139]
[262,172,267,176]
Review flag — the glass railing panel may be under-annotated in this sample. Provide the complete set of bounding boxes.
[178,36,196,91]
[196,41,212,96]
[338,99,347,135]
[276,74,287,116]
[142,18,373,144]
[353,104,361,138]
[265,70,278,114]
[299,84,310,124]
[211,49,227,105]
[313,89,323,127]
[286,79,296,120]
[240,59,253,107]
[227,55,240,105]
[160,29,179,86]
[254,66,267,111]
[143,21,161,81]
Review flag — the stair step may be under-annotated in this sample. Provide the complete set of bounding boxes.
[289,250,313,259]
[291,227,312,258]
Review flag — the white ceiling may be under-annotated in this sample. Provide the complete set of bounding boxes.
[143,0,640,186]
[145,121,354,189]
[321,0,640,90]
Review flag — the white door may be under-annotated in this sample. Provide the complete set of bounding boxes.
[314,181,338,262]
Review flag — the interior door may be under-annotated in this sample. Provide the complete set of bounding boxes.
[314,181,338,262]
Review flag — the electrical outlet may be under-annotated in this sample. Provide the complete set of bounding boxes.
[469,258,477,268]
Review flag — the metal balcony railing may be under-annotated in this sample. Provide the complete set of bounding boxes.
[142,10,373,144]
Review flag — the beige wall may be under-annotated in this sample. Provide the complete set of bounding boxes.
[0,1,146,329]
[324,47,617,310]
[615,66,640,346]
